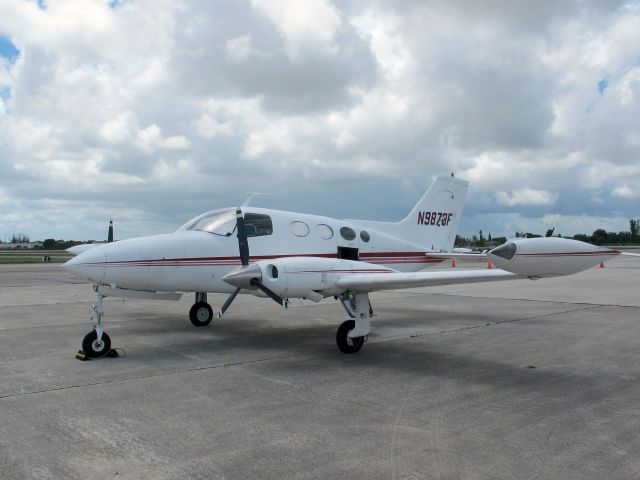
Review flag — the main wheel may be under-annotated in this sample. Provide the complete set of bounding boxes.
[189,301,213,327]
[336,320,364,354]
[82,330,112,358]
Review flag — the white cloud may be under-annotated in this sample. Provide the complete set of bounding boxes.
[0,1,639,241]
[611,185,638,199]
[495,188,559,207]
[250,0,342,61]
[136,124,162,153]
[158,135,190,150]
[195,113,233,138]
[99,111,137,144]
[135,124,190,152]
[351,10,412,80]
[225,33,258,63]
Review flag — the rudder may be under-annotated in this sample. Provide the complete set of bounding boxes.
[399,175,469,252]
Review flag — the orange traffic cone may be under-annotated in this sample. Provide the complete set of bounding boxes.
[487,259,493,269]
[599,261,605,268]
[451,258,457,268]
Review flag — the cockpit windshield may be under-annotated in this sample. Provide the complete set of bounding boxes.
[490,242,517,260]
[178,209,274,238]
[183,209,237,236]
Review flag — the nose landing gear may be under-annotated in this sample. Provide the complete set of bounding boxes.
[81,287,112,358]
[77,285,184,359]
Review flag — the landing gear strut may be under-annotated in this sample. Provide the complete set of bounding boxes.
[336,293,372,354]
[189,292,213,327]
[82,286,112,358]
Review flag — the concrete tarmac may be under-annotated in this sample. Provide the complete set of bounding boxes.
[1,257,639,479]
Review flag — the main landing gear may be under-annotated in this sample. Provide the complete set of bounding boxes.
[336,292,373,354]
[78,287,372,356]
[81,286,112,358]
[189,292,214,327]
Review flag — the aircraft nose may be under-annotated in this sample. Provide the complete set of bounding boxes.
[62,254,80,273]
[62,246,106,282]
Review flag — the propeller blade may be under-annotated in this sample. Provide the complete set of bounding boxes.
[250,278,288,308]
[236,208,249,266]
[217,287,241,319]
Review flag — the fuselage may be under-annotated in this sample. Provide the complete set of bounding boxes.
[64,207,445,293]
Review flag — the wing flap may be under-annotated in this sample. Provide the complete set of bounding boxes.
[335,268,519,293]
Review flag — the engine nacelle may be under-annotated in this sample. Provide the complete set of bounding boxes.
[487,237,619,277]
[253,257,395,299]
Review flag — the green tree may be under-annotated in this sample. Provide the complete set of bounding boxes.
[42,239,57,249]
[631,219,639,243]
[591,229,608,245]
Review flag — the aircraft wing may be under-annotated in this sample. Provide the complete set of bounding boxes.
[335,268,519,293]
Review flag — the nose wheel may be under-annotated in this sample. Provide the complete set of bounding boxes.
[80,288,113,358]
[82,329,112,358]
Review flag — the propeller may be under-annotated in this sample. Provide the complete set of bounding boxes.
[217,208,288,319]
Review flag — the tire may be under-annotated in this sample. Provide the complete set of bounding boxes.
[189,301,213,327]
[82,330,112,358]
[336,320,364,354]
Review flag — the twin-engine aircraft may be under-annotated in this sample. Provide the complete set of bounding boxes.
[63,175,625,358]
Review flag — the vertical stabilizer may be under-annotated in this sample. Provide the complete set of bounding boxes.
[398,175,469,252]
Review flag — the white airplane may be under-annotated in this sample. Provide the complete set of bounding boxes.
[63,175,630,358]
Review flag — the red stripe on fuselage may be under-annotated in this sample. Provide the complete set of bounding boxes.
[82,251,444,267]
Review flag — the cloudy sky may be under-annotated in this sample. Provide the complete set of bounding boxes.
[0,0,639,241]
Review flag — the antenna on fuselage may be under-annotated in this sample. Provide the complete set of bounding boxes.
[241,192,274,207]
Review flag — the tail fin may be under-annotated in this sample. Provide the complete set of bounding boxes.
[399,175,469,252]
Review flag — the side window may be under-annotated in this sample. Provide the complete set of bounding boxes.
[340,227,356,241]
[316,224,334,239]
[290,221,310,237]
[244,213,273,237]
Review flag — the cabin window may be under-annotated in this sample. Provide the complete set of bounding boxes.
[244,213,273,237]
[290,221,310,237]
[316,224,334,239]
[340,227,356,241]
[360,231,370,242]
